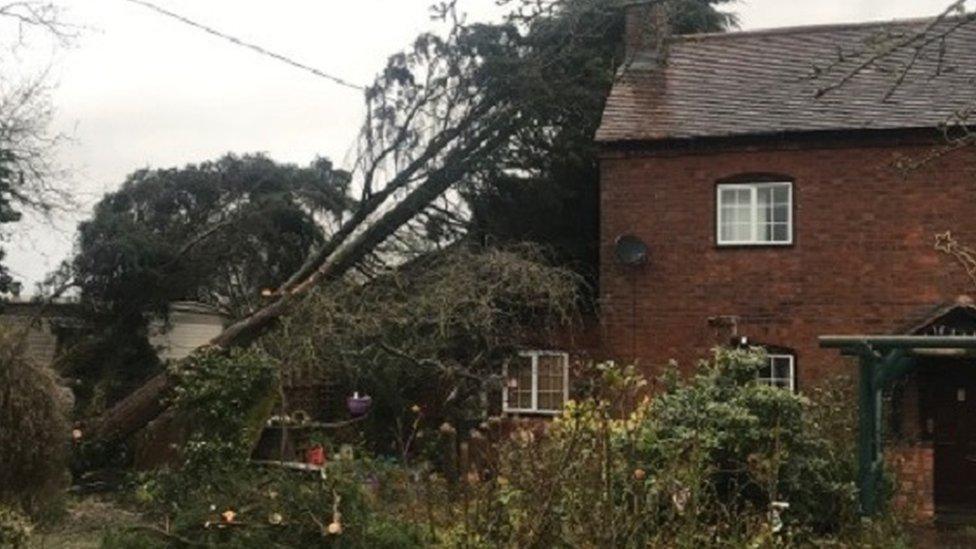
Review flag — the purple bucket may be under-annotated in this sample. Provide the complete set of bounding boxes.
[347,394,372,417]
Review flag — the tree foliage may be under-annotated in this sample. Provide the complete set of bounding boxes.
[261,244,581,454]
[0,2,76,292]
[60,153,352,414]
[444,0,737,286]
[0,1,75,212]
[72,153,353,320]
[88,0,736,447]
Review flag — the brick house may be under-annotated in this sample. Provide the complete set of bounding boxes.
[588,9,976,520]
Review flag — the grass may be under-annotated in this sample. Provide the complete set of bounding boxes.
[29,494,147,549]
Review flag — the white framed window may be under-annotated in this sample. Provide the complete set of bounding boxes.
[503,351,569,415]
[717,181,793,246]
[759,353,796,392]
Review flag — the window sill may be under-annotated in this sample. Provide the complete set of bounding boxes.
[716,241,794,249]
[502,409,563,417]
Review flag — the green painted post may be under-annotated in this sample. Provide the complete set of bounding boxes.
[819,336,952,515]
[874,350,914,388]
[857,353,878,515]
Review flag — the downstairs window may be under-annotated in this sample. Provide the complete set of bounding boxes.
[759,353,796,392]
[503,351,569,415]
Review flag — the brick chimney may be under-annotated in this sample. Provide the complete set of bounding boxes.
[624,1,670,64]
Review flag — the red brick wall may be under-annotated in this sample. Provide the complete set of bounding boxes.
[887,444,935,523]
[599,132,976,386]
[624,3,666,61]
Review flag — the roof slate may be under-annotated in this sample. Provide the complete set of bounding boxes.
[596,17,976,143]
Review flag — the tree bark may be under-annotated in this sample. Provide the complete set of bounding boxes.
[88,371,169,442]
[276,100,493,294]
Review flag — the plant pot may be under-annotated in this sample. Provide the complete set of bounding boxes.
[306,444,326,466]
[347,394,372,417]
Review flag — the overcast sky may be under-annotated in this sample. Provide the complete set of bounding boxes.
[6,0,961,293]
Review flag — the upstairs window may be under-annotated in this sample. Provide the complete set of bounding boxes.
[717,181,793,246]
[503,351,569,415]
[759,353,796,392]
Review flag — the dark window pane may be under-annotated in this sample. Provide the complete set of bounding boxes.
[773,224,789,242]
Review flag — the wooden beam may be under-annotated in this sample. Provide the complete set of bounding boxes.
[820,335,976,349]
[856,353,880,515]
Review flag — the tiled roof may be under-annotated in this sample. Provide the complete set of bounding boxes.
[596,17,976,143]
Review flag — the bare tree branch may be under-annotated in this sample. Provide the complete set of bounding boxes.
[813,1,975,100]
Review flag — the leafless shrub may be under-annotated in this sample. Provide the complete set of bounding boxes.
[0,325,71,516]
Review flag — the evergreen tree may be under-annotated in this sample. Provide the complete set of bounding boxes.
[457,0,737,291]
[60,153,353,413]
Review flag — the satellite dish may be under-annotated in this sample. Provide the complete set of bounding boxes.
[615,234,648,266]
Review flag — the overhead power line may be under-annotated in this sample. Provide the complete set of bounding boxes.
[120,0,365,91]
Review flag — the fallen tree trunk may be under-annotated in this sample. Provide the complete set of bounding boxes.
[87,122,514,446]
[88,371,170,443]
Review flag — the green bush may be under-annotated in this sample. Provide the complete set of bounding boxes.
[0,326,71,517]
[118,457,424,547]
[107,346,903,548]
[169,346,280,451]
[439,349,898,547]
[143,347,278,508]
[636,348,860,539]
[110,347,424,547]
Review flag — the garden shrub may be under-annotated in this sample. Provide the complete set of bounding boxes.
[118,454,425,547]
[441,348,897,547]
[0,325,71,517]
[107,346,904,547]
[111,346,425,547]
[636,349,860,539]
[152,347,279,501]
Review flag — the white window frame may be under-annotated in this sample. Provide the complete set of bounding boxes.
[502,351,570,415]
[716,181,793,246]
[759,353,796,392]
